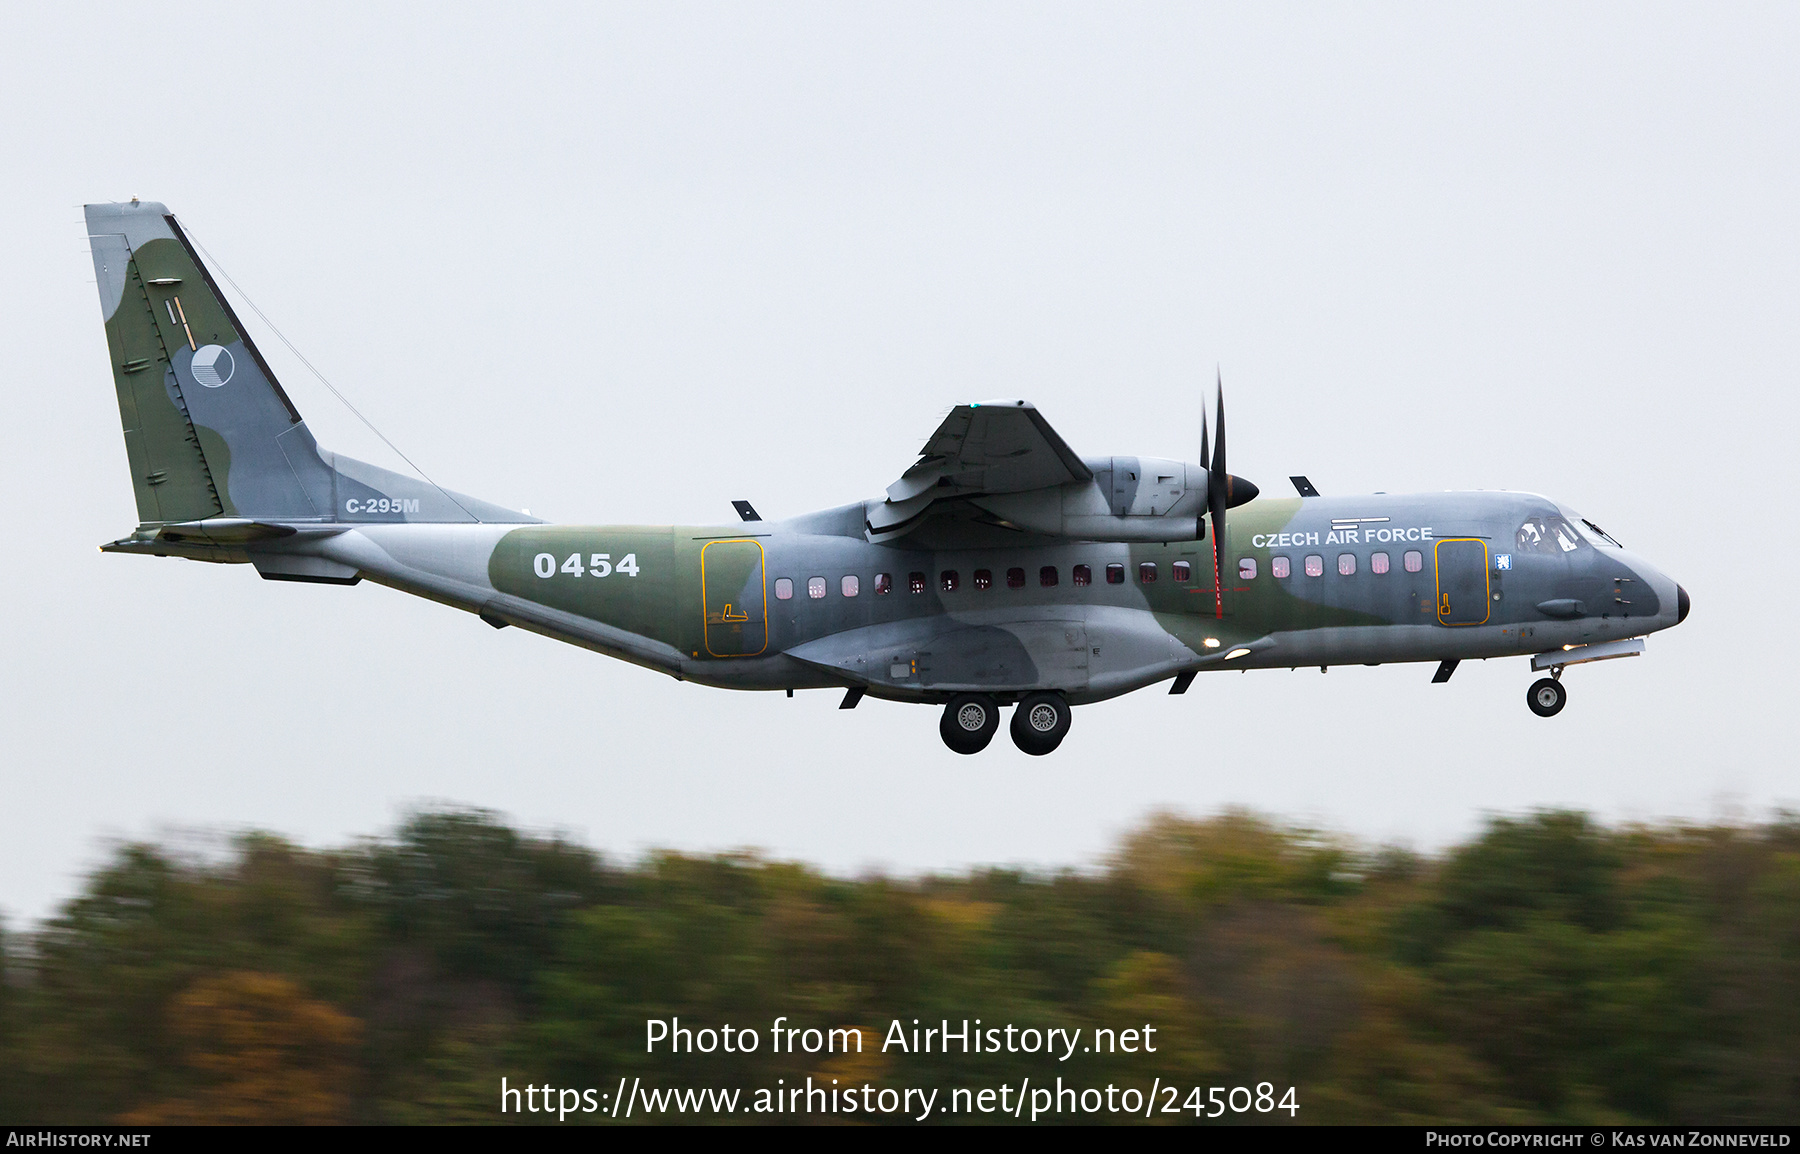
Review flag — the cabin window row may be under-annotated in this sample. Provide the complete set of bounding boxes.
[775,560,1197,599]
[771,549,1429,601]
[1268,550,1424,579]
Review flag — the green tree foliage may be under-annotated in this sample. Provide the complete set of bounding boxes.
[0,807,1794,1124]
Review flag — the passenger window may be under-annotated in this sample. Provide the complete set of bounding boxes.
[1338,553,1356,576]
[1040,566,1059,587]
[1139,562,1157,583]
[874,573,892,595]
[808,576,827,599]
[1237,558,1256,580]
[1105,563,1125,585]
[1271,556,1291,579]
[1304,554,1324,577]
[1006,567,1026,589]
[775,578,793,600]
[1403,550,1422,573]
[1173,560,1192,582]
[841,575,859,597]
[940,571,959,593]
[973,569,992,591]
[1371,552,1390,575]
[909,571,927,594]
[1073,564,1092,586]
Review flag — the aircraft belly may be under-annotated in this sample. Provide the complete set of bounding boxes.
[1083,606,1190,699]
[786,611,1091,694]
[1218,616,1645,671]
[918,621,1086,690]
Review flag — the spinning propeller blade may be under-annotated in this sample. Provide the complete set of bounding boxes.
[1204,373,1258,619]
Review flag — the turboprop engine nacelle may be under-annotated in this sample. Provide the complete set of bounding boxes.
[972,456,1208,542]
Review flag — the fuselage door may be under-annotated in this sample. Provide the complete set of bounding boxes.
[1435,538,1491,626]
[701,539,768,657]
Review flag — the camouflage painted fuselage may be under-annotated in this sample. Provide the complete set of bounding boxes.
[297,489,1676,706]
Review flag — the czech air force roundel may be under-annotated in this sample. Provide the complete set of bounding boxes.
[191,344,236,388]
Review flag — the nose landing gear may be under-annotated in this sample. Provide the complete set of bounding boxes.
[1526,673,1567,717]
[940,693,1000,754]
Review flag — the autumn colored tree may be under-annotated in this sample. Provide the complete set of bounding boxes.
[120,972,359,1124]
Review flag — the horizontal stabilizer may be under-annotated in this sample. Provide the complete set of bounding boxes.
[100,519,350,553]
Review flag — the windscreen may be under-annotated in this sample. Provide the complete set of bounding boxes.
[1516,514,1587,555]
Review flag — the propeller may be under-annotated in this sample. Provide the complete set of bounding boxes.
[1200,397,1211,500]
[1201,372,1259,618]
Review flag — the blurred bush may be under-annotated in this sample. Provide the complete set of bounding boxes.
[0,807,1794,1124]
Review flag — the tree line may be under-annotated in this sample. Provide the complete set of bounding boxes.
[0,807,1794,1124]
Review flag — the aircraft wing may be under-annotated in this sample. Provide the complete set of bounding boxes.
[867,401,1092,540]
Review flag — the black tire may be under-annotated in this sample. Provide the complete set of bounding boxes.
[1010,692,1072,756]
[1527,677,1567,718]
[940,694,1000,754]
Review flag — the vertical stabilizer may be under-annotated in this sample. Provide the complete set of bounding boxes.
[86,200,327,523]
[85,201,534,528]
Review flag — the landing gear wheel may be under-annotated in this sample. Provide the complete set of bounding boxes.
[1527,677,1567,717]
[940,694,1000,754]
[1010,692,1072,756]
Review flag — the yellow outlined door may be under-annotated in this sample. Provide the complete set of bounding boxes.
[701,539,768,657]
[1435,538,1491,626]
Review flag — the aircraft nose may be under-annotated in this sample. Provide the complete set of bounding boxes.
[1677,584,1690,624]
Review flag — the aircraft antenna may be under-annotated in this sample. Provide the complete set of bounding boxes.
[180,223,483,524]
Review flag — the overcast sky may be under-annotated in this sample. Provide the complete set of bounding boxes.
[2,3,1795,925]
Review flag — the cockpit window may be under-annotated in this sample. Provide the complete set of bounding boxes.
[1516,514,1586,555]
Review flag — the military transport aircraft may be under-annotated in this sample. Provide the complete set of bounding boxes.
[84,200,1690,755]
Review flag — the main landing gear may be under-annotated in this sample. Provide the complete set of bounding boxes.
[938,692,1073,755]
[1527,672,1567,717]
[1010,692,1072,756]
[940,694,1000,755]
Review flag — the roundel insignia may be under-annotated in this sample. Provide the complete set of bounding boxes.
[191,344,236,388]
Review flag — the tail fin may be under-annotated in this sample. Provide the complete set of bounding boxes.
[84,200,528,527]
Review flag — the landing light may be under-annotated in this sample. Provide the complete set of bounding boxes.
[1203,638,1220,648]
[1226,648,1252,660]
